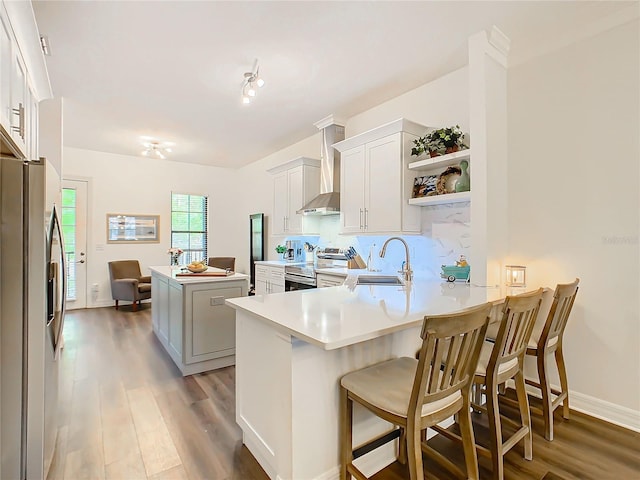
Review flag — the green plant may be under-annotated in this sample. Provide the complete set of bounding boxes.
[275,244,286,254]
[411,125,468,157]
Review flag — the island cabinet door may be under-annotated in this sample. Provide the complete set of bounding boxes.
[184,283,245,364]
[151,273,170,343]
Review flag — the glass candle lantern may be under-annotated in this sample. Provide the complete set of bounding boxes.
[505,265,526,287]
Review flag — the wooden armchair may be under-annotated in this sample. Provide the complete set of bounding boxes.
[108,260,151,311]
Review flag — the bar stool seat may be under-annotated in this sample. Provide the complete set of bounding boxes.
[341,358,462,417]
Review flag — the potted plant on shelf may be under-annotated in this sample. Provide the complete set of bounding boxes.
[411,125,468,158]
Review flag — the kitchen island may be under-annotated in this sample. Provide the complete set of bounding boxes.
[226,279,504,480]
[150,266,248,376]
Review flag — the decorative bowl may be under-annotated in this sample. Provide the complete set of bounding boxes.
[187,264,208,273]
[437,166,462,195]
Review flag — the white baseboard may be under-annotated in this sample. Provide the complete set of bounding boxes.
[569,390,640,433]
[514,379,640,433]
[80,299,151,309]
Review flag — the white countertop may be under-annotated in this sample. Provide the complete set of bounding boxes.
[226,279,505,350]
[255,260,306,267]
[150,265,249,284]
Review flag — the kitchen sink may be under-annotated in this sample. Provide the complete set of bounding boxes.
[356,275,404,286]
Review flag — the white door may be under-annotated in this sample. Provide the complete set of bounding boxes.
[62,179,88,309]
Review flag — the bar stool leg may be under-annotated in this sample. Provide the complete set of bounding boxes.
[486,378,504,480]
[406,419,423,480]
[339,387,352,480]
[459,396,479,480]
[556,346,570,420]
[515,370,533,460]
[538,351,554,441]
[398,427,407,464]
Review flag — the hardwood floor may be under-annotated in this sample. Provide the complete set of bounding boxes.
[48,306,640,480]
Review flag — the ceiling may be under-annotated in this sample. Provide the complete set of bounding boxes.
[32,1,634,168]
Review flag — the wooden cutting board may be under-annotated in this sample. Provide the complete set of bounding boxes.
[176,271,234,277]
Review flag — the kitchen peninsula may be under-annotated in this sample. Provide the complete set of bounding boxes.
[226,279,504,480]
[150,266,248,376]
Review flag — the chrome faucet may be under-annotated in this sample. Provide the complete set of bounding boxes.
[379,237,413,282]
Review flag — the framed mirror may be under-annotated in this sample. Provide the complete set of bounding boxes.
[106,213,159,243]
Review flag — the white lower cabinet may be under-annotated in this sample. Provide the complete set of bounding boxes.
[316,272,346,288]
[255,263,285,294]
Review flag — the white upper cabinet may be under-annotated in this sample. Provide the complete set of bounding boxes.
[334,118,425,235]
[339,145,366,233]
[0,1,52,160]
[0,10,11,130]
[9,50,27,153]
[268,157,320,235]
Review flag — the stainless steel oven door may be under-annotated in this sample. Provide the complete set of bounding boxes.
[284,273,316,291]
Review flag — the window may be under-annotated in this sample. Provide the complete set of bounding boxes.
[171,193,208,264]
[61,188,77,300]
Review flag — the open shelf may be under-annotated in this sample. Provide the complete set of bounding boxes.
[408,149,471,172]
[409,191,471,206]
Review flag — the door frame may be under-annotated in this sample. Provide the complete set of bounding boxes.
[62,176,90,309]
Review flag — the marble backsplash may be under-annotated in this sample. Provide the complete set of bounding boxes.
[282,202,471,279]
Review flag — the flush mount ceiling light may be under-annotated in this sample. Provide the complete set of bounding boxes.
[140,137,175,160]
[241,60,265,105]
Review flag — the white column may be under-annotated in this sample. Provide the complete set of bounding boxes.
[468,27,510,286]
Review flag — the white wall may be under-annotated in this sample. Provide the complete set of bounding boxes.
[63,147,240,307]
[235,134,321,274]
[507,20,639,416]
[39,98,63,209]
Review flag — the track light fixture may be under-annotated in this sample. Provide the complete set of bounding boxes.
[140,137,174,159]
[241,60,264,105]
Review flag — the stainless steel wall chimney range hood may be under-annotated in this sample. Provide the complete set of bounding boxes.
[297,115,345,216]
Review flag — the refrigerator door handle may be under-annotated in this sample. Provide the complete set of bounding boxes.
[55,207,66,358]
[47,206,67,357]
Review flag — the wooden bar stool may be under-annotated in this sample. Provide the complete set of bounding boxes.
[525,278,579,441]
[339,302,493,480]
[466,289,543,480]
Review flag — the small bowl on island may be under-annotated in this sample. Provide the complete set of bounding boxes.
[187,262,208,273]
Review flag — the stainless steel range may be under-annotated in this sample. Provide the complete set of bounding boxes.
[284,264,317,291]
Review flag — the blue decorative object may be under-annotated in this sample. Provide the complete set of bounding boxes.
[440,263,471,283]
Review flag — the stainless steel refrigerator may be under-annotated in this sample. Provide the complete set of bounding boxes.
[1,155,65,479]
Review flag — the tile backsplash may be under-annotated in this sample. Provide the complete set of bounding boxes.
[284,203,471,279]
